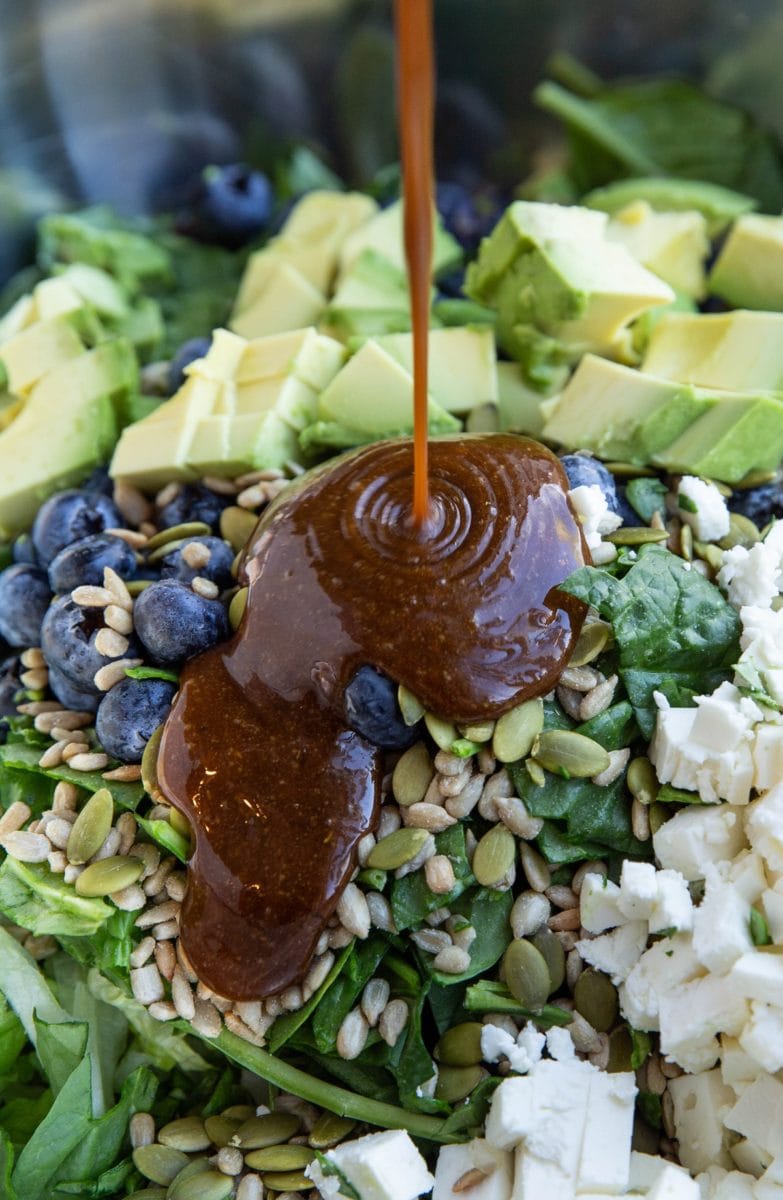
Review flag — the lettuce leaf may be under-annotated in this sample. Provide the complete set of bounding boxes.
[0,857,112,937]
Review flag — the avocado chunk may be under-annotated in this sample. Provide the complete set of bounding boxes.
[231,260,325,340]
[464,201,673,387]
[323,249,414,341]
[630,290,698,358]
[0,312,89,395]
[495,362,546,437]
[314,339,461,439]
[606,201,709,299]
[37,207,173,292]
[373,326,498,415]
[653,393,783,481]
[709,214,783,310]
[583,177,756,237]
[641,310,783,391]
[337,199,461,279]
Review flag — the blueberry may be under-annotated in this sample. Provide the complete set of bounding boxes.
[41,596,140,691]
[133,580,229,664]
[48,534,137,595]
[729,480,783,529]
[436,181,503,252]
[96,677,176,763]
[559,454,623,517]
[0,565,52,647]
[179,163,274,248]
[0,656,21,718]
[32,490,122,566]
[157,483,229,532]
[12,534,37,565]
[159,536,235,589]
[80,466,114,497]
[343,665,418,750]
[47,662,100,714]
[168,336,212,395]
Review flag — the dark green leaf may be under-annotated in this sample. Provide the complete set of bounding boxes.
[638,1091,662,1130]
[0,1000,27,1076]
[534,821,613,865]
[268,945,354,1054]
[124,666,179,684]
[0,745,144,810]
[430,889,513,987]
[750,907,772,947]
[34,1018,88,1096]
[311,934,390,1054]
[394,987,445,1116]
[0,858,112,938]
[630,1028,652,1069]
[11,1055,93,1199]
[438,1076,499,1139]
[0,1129,19,1200]
[625,478,668,525]
[52,1066,157,1191]
[135,817,189,862]
[391,825,473,931]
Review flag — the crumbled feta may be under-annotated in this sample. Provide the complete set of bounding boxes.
[731,952,783,1008]
[618,860,659,921]
[659,974,749,1073]
[738,1003,783,1074]
[568,483,622,554]
[545,1026,574,1062]
[480,1022,544,1075]
[485,1058,591,1158]
[649,868,694,934]
[306,1130,434,1200]
[725,1075,783,1159]
[677,476,731,542]
[645,1161,702,1198]
[699,1168,757,1198]
[576,920,648,985]
[668,1069,735,1173]
[720,1035,762,1093]
[619,935,703,1032]
[577,1069,636,1195]
[580,873,625,933]
[653,805,747,882]
[692,866,753,974]
[719,543,780,611]
[745,786,783,873]
[433,1141,512,1200]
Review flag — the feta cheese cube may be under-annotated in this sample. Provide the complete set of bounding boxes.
[650,700,756,806]
[580,873,625,933]
[433,1142,512,1200]
[730,952,783,1007]
[649,868,693,934]
[725,1075,783,1159]
[629,1151,670,1192]
[705,1169,757,1198]
[645,1161,701,1199]
[691,683,753,753]
[618,860,659,921]
[720,1035,762,1092]
[568,483,622,553]
[307,1130,434,1200]
[512,1146,575,1200]
[576,1070,636,1194]
[692,868,753,974]
[739,1003,783,1074]
[677,476,730,542]
[729,852,768,903]
[577,920,648,985]
[745,786,783,874]
[659,975,749,1073]
[486,1060,590,1154]
[719,543,780,611]
[653,804,747,882]
[668,1068,734,1173]
[752,724,783,792]
[619,935,703,1032]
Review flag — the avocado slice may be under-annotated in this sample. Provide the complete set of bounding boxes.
[374,326,498,415]
[641,310,783,391]
[231,260,325,340]
[337,199,461,279]
[709,214,783,310]
[583,177,756,237]
[606,202,709,299]
[0,312,88,395]
[652,393,783,481]
[496,362,546,437]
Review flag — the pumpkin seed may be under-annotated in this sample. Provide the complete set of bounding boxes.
[146,522,212,552]
[366,827,430,871]
[604,462,656,478]
[398,685,425,727]
[502,938,551,1011]
[392,742,434,807]
[166,1159,211,1197]
[573,968,619,1033]
[127,580,153,596]
[75,854,144,897]
[649,802,668,834]
[229,587,248,631]
[158,1116,210,1152]
[679,523,693,561]
[568,620,611,667]
[204,1114,242,1148]
[221,1105,255,1121]
[66,787,114,864]
[132,1144,190,1186]
[531,927,566,993]
[434,1022,484,1067]
[693,540,724,571]
[525,759,545,787]
[719,512,760,551]
[627,757,658,806]
[492,698,544,763]
[127,1191,167,1200]
[220,506,258,553]
[532,730,610,779]
[424,713,458,750]
[141,725,166,804]
[472,825,516,888]
[169,806,192,840]
[606,1026,634,1073]
[604,527,668,546]
[147,538,189,565]
[308,1114,357,1149]
[434,1064,485,1104]
[245,1146,315,1172]
[230,1112,301,1150]
[261,1172,312,1192]
[460,720,494,743]
[169,1168,233,1200]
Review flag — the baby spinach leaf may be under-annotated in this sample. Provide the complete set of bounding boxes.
[268,945,354,1054]
[0,744,143,810]
[311,934,390,1054]
[427,982,468,1037]
[394,988,445,1116]
[0,1130,19,1200]
[0,759,57,816]
[429,888,513,987]
[33,1018,88,1097]
[534,821,616,866]
[135,816,189,862]
[0,858,112,938]
[438,1075,499,1139]
[391,825,473,931]
[0,999,27,1076]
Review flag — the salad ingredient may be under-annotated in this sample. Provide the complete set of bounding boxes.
[133,580,229,665]
[675,476,730,543]
[605,200,709,299]
[177,163,274,249]
[41,596,136,694]
[307,1128,434,1200]
[582,176,756,236]
[343,666,419,751]
[0,565,51,647]
[640,310,783,392]
[709,213,783,310]
[95,678,177,763]
[159,536,236,589]
[48,532,138,594]
[32,488,122,566]
[324,249,413,341]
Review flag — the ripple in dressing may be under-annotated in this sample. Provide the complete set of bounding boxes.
[158,436,588,999]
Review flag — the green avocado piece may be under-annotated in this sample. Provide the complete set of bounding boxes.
[0,312,88,394]
[631,291,698,358]
[652,392,783,482]
[583,177,756,237]
[495,362,546,437]
[230,260,325,340]
[709,214,783,310]
[374,326,498,415]
[323,249,414,341]
[37,206,173,292]
[641,309,783,391]
[338,198,462,279]
[606,202,709,299]
[299,420,380,455]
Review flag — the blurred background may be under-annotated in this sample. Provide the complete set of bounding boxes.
[1,0,782,278]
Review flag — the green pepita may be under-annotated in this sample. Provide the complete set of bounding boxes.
[221,1105,255,1121]
[127,579,154,596]
[308,1114,357,1149]
[492,698,544,763]
[532,730,610,779]
[158,1115,210,1152]
[720,512,760,551]
[398,684,425,727]
[261,1172,313,1192]
[424,712,458,750]
[604,527,668,546]
[434,1022,484,1067]
[627,757,658,806]
[568,620,611,667]
[132,1144,190,1186]
[525,759,545,787]
[166,1159,212,1197]
[66,787,114,864]
[203,1114,242,1148]
[169,1168,233,1200]
[472,825,516,888]
[531,927,566,993]
[141,724,166,804]
[229,586,248,631]
[357,867,387,891]
[146,522,212,552]
[502,938,551,1011]
[75,854,144,897]
[573,968,619,1033]
[606,1026,634,1073]
[147,538,188,565]
[693,540,724,572]
[392,742,434,807]
[169,806,192,840]
[245,1145,315,1172]
[434,1064,485,1104]
[459,720,494,743]
[649,802,668,834]
[604,462,656,478]
[230,1112,301,1150]
[366,827,430,871]
[220,506,259,553]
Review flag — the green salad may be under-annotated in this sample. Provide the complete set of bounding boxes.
[1,62,783,1200]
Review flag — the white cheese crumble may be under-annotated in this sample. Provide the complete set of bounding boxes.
[677,475,731,542]
[306,1130,434,1200]
[568,482,623,561]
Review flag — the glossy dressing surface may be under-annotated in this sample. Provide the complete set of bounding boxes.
[158,436,587,999]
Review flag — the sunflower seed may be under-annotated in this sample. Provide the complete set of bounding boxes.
[592,747,630,787]
[336,1008,369,1060]
[445,772,484,819]
[93,827,122,860]
[191,999,222,1038]
[236,1177,264,1200]
[579,674,618,721]
[130,1112,155,1149]
[424,854,456,895]
[0,831,50,862]
[510,890,550,939]
[105,604,134,635]
[495,795,543,840]
[377,806,401,838]
[0,801,31,836]
[361,977,391,1027]
[433,945,471,974]
[403,802,456,832]
[72,585,114,608]
[411,927,452,954]
[477,768,513,821]
[38,740,68,768]
[377,997,409,1046]
[132,1143,189,1185]
[632,797,652,842]
[519,841,550,893]
[492,698,544,763]
[532,730,610,778]
[336,883,370,939]
[94,658,143,692]
[66,787,114,864]
[111,884,146,910]
[366,891,396,932]
[437,767,472,797]
[94,627,130,658]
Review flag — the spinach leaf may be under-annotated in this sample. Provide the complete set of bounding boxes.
[33,1018,88,1097]
[625,478,668,525]
[427,983,468,1038]
[463,979,571,1025]
[0,745,144,810]
[55,1156,135,1197]
[0,927,72,1045]
[86,971,211,1075]
[268,945,354,1054]
[135,816,189,863]
[394,988,445,1116]
[391,825,473,931]
[562,547,740,738]
[0,858,112,938]
[0,1130,19,1200]
[535,821,619,866]
[0,760,56,816]
[429,888,513,987]
[438,1075,499,1140]
[0,999,27,1076]
[311,934,390,1054]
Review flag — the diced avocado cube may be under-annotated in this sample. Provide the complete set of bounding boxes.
[432,297,495,328]
[37,207,173,292]
[188,328,247,383]
[186,416,248,476]
[236,327,345,391]
[583,177,756,237]
[231,261,325,340]
[338,199,461,280]
[299,420,380,454]
[0,295,35,343]
[642,310,783,392]
[374,326,498,415]
[110,374,221,489]
[606,202,709,299]
[250,410,302,471]
[630,290,698,358]
[0,312,87,394]
[709,214,783,310]
[328,250,411,311]
[317,339,460,437]
[322,308,414,342]
[496,362,546,437]
[31,276,85,321]
[234,376,319,432]
[55,263,130,319]
[653,393,783,482]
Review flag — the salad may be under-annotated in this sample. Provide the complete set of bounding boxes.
[1,59,783,1200]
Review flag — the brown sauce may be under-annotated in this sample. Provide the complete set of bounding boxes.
[158,436,588,999]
